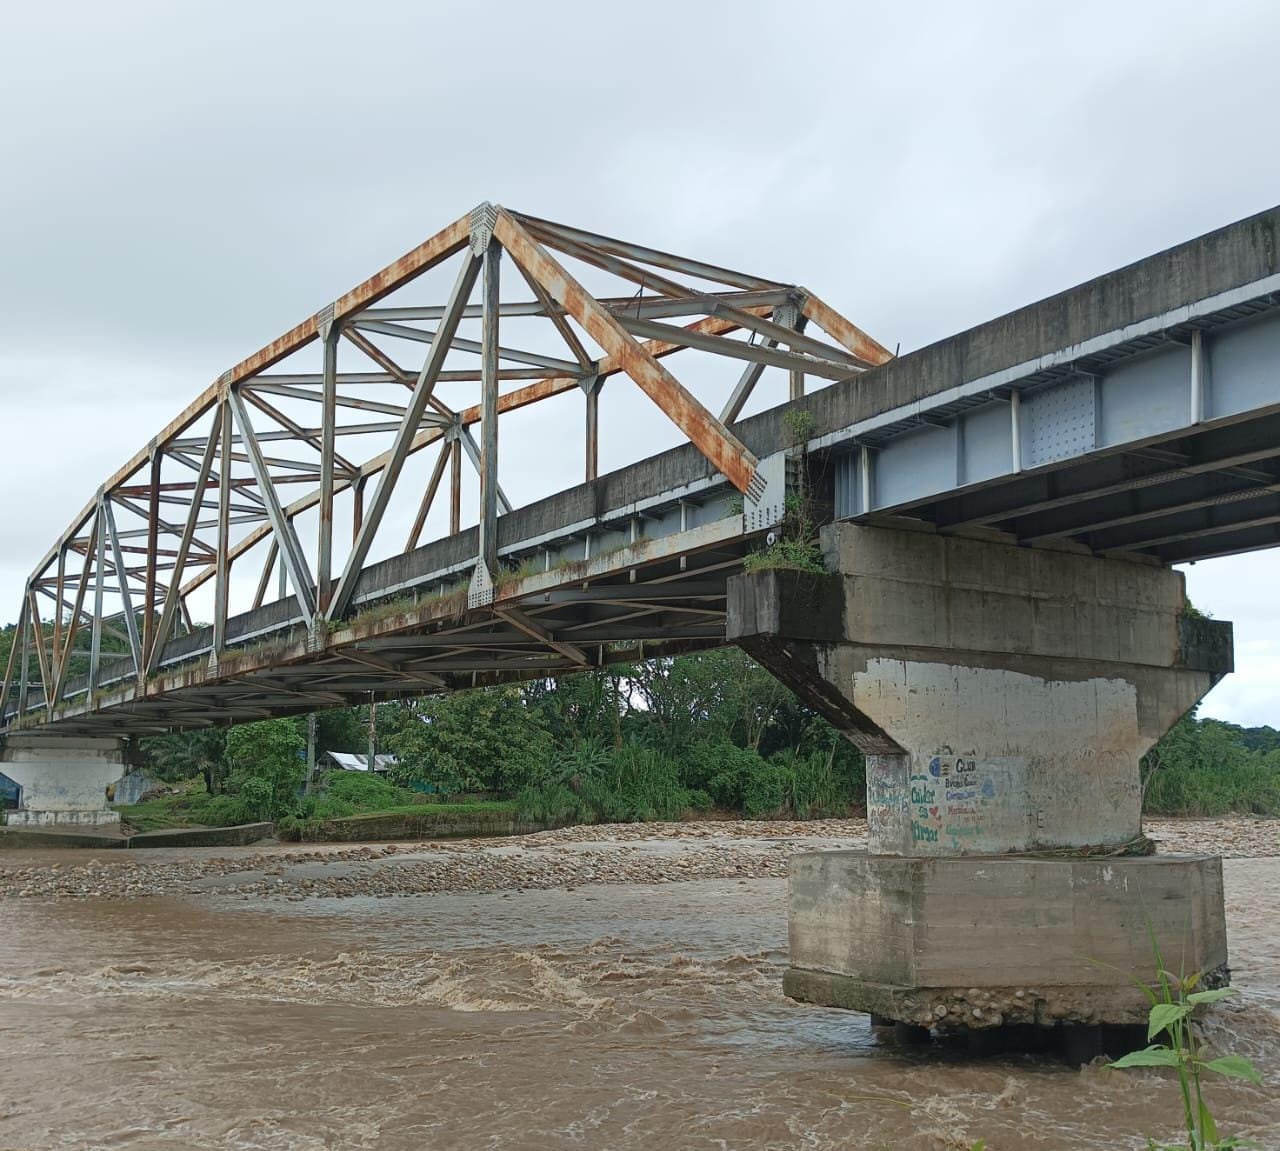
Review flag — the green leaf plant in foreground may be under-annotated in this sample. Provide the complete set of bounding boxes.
[1107,937,1263,1151]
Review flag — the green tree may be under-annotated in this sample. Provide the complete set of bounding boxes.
[386,687,553,796]
[141,728,228,793]
[224,718,305,821]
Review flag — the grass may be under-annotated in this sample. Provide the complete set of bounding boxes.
[118,779,518,836]
[114,779,228,831]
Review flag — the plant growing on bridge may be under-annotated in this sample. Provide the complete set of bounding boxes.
[744,409,825,574]
[1108,932,1262,1149]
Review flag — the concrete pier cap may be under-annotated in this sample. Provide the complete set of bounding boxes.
[727,521,1234,1030]
[0,734,130,827]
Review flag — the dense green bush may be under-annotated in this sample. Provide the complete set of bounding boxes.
[515,781,589,825]
[778,748,861,819]
[298,795,357,821]
[223,718,305,822]
[184,792,254,827]
[611,744,688,822]
[323,771,412,810]
[517,740,701,825]
[683,789,713,813]
[386,687,554,796]
[1143,712,1280,816]
[742,760,794,819]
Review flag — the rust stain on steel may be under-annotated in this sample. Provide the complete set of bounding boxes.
[455,312,758,425]
[34,216,472,582]
[229,216,472,387]
[493,210,759,495]
[800,292,894,368]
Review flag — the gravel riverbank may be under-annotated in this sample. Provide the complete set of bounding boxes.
[0,816,1273,902]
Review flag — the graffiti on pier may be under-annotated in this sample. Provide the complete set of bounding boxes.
[910,745,1006,851]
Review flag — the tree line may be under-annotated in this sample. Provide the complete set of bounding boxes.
[4,618,1277,825]
[136,647,1279,827]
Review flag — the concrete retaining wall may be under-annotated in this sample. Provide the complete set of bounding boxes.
[0,822,273,850]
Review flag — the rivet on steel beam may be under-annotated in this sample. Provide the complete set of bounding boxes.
[772,301,800,330]
[469,201,499,256]
[315,302,337,341]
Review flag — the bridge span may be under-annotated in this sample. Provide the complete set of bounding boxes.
[3,203,1278,739]
[3,202,1278,1033]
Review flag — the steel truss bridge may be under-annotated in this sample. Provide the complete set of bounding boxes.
[4,203,1280,736]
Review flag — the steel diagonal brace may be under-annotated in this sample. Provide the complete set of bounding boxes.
[458,425,513,513]
[229,389,318,624]
[145,415,222,677]
[342,648,446,690]
[494,606,591,666]
[102,498,144,673]
[491,209,764,500]
[50,517,99,705]
[0,598,27,723]
[327,250,483,622]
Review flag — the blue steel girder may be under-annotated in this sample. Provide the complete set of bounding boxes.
[829,278,1280,564]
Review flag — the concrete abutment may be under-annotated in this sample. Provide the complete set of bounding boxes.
[0,735,128,827]
[728,522,1234,1031]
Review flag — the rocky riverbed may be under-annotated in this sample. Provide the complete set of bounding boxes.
[0,816,1273,902]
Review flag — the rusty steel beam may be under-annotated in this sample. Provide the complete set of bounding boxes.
[6,202,896,732]
[477,236,501,578]
[212,401,233,654]
[317,316,339,615]
[327,249,482,621]
[89,503,106,690]
[799,291,893,368]
[449,435,462,535]
[493,209,760,495]
[175,311,765,601]
[407,441,451,552]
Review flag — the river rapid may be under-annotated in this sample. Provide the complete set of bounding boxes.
[0,822,1276,1150]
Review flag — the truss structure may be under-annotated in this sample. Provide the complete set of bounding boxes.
[0,203,890,729]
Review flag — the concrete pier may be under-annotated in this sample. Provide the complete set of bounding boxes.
[0,736,127,827]
[784,852,1227,1029]
[728,522,1234,1029]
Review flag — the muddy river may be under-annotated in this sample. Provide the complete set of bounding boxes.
[0,823,1275,1150]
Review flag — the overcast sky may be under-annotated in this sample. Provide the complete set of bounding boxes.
[2,0,1278,726]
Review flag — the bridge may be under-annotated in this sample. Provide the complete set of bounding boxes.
[3,201,1277,1035]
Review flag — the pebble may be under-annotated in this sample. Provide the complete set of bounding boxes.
[0,816,1272,903]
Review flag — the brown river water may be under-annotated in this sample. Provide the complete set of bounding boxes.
[0,831,1276,1150]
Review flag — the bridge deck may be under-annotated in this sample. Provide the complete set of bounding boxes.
[5,204,1280,737]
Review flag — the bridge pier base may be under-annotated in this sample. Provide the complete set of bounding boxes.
[728,522,1234,1030]
[0,736,126,828]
